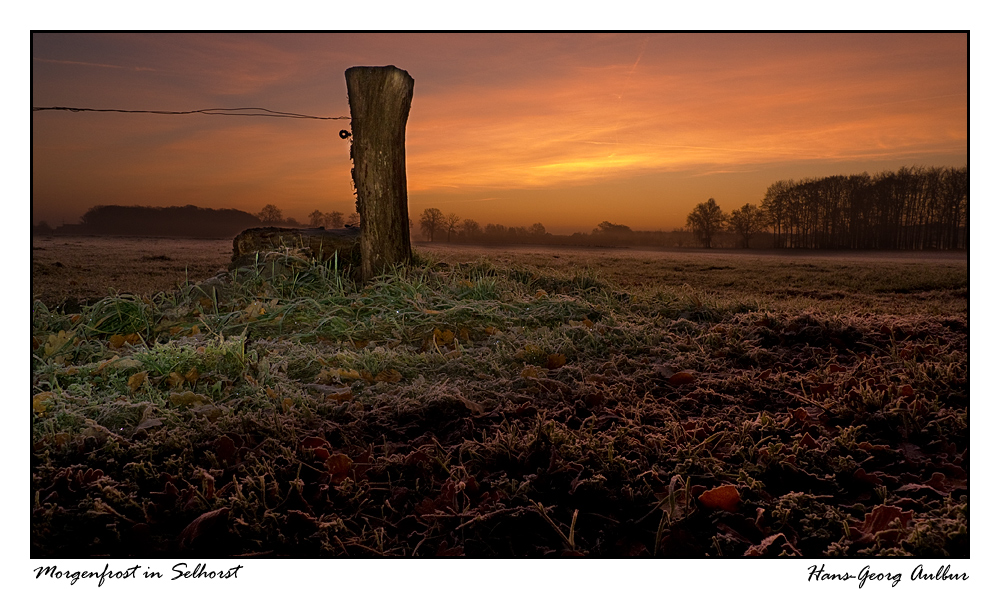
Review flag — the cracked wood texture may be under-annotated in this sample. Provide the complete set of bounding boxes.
[346,66,414,282]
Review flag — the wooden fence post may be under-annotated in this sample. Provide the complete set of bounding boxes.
[345,65,414,282]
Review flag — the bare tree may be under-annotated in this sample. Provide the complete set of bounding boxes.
[530,222,546,237]
[420,208,444,241]
[258,204,283,224]
[444,213,461,242]
[324,211,345,228]
[308,210,325,227]
[347,212,360,226]
[728,203,766,248]
[686,198,728,248]
[461,218,481,238]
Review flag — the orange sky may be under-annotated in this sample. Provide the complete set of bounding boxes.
[31,33,968,234]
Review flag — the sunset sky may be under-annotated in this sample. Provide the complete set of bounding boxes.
[31,32,968,234]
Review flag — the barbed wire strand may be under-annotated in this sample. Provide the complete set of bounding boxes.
[32,106,350,120]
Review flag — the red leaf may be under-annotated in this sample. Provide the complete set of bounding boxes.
[669,371,696,386]
[698,484,740,512]
[178,507,229,550]
[325,452,353,482]
[799,432,820,449]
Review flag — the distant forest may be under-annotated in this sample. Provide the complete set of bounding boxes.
[41,205,266,238]
[761,166,968,250]
[33,166,967,248]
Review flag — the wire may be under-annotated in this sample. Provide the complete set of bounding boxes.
[31,106,349,120]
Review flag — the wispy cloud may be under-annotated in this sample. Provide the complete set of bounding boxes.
[33,57,156,71]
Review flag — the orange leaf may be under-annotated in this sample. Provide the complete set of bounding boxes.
[520,366,544,379]
[434,328,455,345]
[184,367,200,383]
[698,484,740,512]
[325,391,353,403]
[109,334,126,349]
[282,398,294,413]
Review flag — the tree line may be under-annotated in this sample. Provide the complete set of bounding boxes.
[47,205,263,238]
[36,165,967,249]
[760,166,968,250]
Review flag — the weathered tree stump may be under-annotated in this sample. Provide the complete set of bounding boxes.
[346,65,414,282]
[229,226,360,270]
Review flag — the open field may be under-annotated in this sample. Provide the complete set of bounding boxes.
[31,236,968,557]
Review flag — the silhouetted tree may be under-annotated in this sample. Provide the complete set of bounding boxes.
[761,167,967,249]
[728,203,766,248]
[686,198,728,248]
[530,222,546,237]
[258,204,283,223]
[461,218,481,238]
[593,221,632,234]
[445,213,461,242]
[420,208,444,241]
[75,205,262,237]
[324,211,345,228]
[347,212,360,227]
[308,210,325,227]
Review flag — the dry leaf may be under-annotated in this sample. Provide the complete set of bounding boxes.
[282,398,294,413]
[698,484,740,512]
[190,325,200,336]
[546,354,567,370]
[169,390,210,407]
[109,334,127,349]
[520,366,545,379]
[167,372,186,389]
[43,330,75,358]
[265,386,278,399]
[338,368,362,381]
[33,392,55,415]
[534,289,548,299]
[128,371,148,392]
[184,367,200,383]
[326,452,353,481]
[434,328,455,345]
[374,369,402,383]
[669,371,696,386]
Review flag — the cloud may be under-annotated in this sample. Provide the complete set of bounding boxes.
[33,57,156,71]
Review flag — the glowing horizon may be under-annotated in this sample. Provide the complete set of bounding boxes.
[32,33,968,234]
